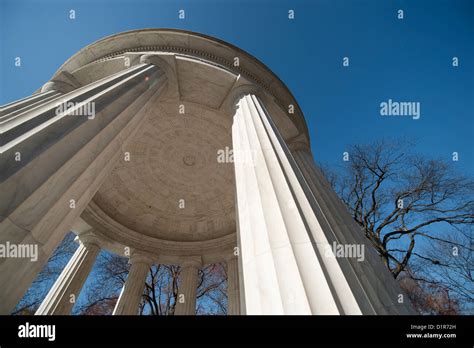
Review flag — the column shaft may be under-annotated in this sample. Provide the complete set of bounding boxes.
[250,94,361,314]
[226,256,240,315]
[35,240,100,315]
[233,94,354,314]
[113,257,151,315]
[233,95,314,314]
[0,90,60,117]
[0,90,62,119]
[174,263,199,315]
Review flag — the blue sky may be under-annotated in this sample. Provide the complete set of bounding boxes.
[1,0,473,175]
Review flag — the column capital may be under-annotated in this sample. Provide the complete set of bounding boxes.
[180,256,202,269]
[129,252,154,267]
[75,231,101,249]
[231,90,262,112]
[140,54,161,65]
[41,71,81,93]
[139,54,176,100]
[287,133,311,153]
[223,250,239,262]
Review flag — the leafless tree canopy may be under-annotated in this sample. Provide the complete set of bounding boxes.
[79,255,227,315]
[322,140,474,314]
[13,236,228,315]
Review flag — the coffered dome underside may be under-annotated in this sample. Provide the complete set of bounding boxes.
[92,58,237,243]
[62,29,309,246]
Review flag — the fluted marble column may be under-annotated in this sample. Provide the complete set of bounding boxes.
[35,233,100,315]
[232,94,360,314]
[113,254,153,315]
[226,255,240,315]
[174,259,200,315]
[0,61,166,314]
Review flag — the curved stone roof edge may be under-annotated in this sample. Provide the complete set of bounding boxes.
[51,28,310,143]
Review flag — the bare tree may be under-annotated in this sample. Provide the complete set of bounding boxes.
[140,264,180,315]
[79,252,129,315]
[78,253,227,315]
[196,263,227,315]
[405,230,473,313]
[321,139,474,313]
[15,232,228,315]
[398,271,460,315]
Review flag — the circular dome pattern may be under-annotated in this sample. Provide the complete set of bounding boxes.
[92,102,236,242]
